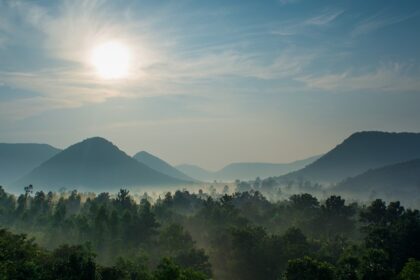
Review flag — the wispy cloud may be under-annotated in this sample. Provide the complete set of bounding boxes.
[271,9,343,36]
[0,0,172,117]
[352,11,420,36]
[298,63,420,93]
[305,10,343,26]
[146,49,313,82]
[8,0,162,66]
[0,0,321,119]
[1,0,420,123]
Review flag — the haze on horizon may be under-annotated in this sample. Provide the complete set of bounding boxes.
[1,0,420,170]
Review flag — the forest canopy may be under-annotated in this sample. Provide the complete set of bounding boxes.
[1,185,420,280]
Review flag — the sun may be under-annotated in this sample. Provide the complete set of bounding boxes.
[91,41,130,80]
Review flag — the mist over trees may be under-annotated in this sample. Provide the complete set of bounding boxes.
[1,185,420,279]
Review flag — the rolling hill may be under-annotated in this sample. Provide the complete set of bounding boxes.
[175,164,214,181]
[176,155,320,181]
[279,131,420,184]
[14,137,185,191]
[213,155,321,181]
[334,158,420,203]
[133,151,196,182]
[0,143,61,185]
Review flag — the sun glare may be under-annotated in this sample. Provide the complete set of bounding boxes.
[91,41,130,80]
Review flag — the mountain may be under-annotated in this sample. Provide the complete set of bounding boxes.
[0,143,61,185]
[175,164,214,182]
[15,137,185,191]
[176,155,320,181]
[334,158,420,202]
[133,151,196,182]
[213,155,321,181]
[279,131,420,184]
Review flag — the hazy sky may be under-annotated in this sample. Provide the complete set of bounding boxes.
[1,0,420,170]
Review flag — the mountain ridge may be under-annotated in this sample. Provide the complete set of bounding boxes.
[0,143,61,185]
[14,137,185,191]
[176,155,321,181]
[333,158,420,203]
[133,151,196,182]
[278,131,420,184]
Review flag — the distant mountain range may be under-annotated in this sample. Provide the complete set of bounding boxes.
[176,164,213,181]
[134,151,196,182]
[334,158,420,202]
[176,155,321,181]
[0,143,61,185]
[14,137,186,191]
[278,131,420,184]
[4,131,420,197]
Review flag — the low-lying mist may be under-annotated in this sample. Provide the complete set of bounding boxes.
[1,182,420,279]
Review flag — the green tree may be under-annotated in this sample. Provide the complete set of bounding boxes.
[48,244,97,280]
[359,249,393,280]
[284,256,335,280]
[153,258,207,280]
[319,195,355,237]
[289,193,319,210]
[0,229,47,280]
[335,255,360,280]
[399,258,420,280]
[113,254,151,280]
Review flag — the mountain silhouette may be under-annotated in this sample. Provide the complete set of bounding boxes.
[176,155,320,181]
[133,151,196,182]
[175,164,214,181]
[279,131,420,184]
[334,158,420,203]
[213,155,321,181]
[14,137,185,191]
[0,143,61,185]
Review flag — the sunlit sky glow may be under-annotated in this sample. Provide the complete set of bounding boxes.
[91,41,131,79]
[0,0,420,170]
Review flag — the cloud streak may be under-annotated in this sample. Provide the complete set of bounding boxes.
[298,63,420,93]
[305,10,343,26]
[352,11,420,36]
[0,0,420,122]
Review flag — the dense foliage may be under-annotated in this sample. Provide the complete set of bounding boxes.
[1,184,420,279]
